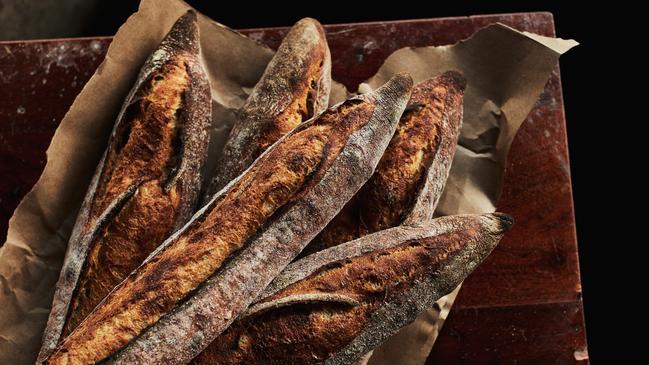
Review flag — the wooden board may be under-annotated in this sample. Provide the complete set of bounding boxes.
[0,12,588,364]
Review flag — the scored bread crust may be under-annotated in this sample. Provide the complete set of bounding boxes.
[301,71,466,257]
[37,10,211,363]
[190,213,512,365]
[202,17,331,202]
[323,215,510,365]
[44,74,412,365]
[399,71,466,225]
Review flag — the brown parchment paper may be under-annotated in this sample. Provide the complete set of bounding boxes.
[360,24,576,365]
[0,0,576,363]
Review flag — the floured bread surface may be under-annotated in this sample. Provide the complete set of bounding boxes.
[202,17,331,201]
[191,217,494,365]
[63,56,190,335]
[45,93,379,365]
[302,72,466,257]
[37,10,215,364]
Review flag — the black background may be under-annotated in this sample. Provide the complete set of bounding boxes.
[3,0,632,360]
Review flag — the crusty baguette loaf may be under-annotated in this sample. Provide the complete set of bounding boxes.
[44,74,413,365]
[201,17,331,203]
[37,11,211,363]
[300,71,465,257]
[190,213,512,365]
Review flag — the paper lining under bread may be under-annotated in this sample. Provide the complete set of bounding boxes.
[0,0,576,363]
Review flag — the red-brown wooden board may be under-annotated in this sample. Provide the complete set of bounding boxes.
[0,12,587,364]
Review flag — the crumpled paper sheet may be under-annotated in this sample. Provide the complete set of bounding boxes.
[0,0,576,363]
[359,24,576,365]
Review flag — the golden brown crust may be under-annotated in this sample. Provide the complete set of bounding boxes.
[358,88,444,230]
[47,124,331,365]
[301,72,466,257]
[49,126,329,365]
[265,234,467,304]
[202,17,331,202]
[89,60,187,218]
[64,183,178,334]
[195,302,369,365]
[37,10,213,363]
[191,213,511,365]
[44,75,413,365]
[62,55,189,335]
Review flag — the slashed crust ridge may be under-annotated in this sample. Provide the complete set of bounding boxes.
[44,75,413,365]
[191,213,512,365]
[301,71,466,257]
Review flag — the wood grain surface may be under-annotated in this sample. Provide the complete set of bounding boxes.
[0,12,587,364]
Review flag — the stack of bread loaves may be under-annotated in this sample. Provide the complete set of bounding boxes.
[36,11,512,365]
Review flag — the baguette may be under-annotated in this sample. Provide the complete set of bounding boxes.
[37,11,211,362]
[44,74,413,365]
[301,71,465,257]
[201,17,331,202]
[191,213,512,365]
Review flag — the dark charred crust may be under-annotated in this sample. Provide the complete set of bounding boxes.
[492,212,514,232]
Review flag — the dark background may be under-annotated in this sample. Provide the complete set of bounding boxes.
[1,0,627,360]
